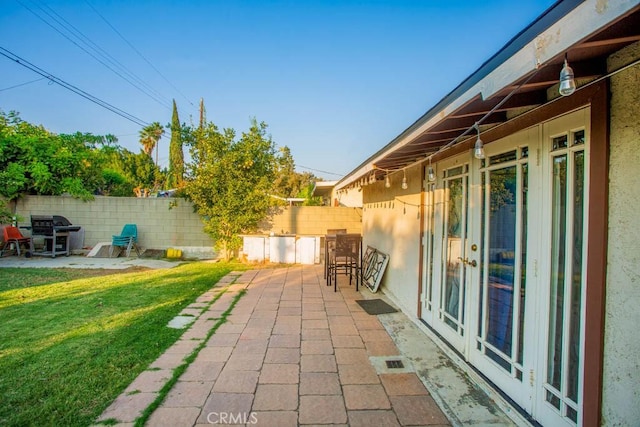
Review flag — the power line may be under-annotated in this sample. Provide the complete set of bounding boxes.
[296,164,344,177]
[0,77,47,92]
[0,46,149,127]
[34,0,172,107]
[85,0,197,111]
[17,0,171,110]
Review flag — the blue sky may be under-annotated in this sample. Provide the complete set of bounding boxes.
[1,0,557,179]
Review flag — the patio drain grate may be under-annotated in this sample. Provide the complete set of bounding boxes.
[385,359,405,369]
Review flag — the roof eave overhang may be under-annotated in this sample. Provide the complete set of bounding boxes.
[336,0,640,190]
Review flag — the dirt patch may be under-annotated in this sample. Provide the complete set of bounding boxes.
[139,249,167,259]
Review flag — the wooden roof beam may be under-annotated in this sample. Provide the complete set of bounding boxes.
[449,91,547,118]
[427,111,507,134]
[579,34,640,49]
[503,58,606,92]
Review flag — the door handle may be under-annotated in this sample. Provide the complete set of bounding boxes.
[457,257,478,267]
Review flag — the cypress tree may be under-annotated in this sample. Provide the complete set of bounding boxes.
[168,99,184,188]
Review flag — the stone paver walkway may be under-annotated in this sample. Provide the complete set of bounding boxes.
[97,265,451,426]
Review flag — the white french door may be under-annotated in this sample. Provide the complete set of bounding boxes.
[534,109,589,426]
[467,127,539,412]
[421,158,471,354]
[421,108,590,426]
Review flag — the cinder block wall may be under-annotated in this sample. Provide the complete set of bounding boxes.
[14,195,213,249]
[260,206,363,235]
[11,197,363,250]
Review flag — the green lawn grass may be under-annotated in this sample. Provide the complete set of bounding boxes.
[0,262,244,426]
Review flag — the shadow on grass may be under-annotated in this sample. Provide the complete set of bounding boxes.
[0,262,246,427]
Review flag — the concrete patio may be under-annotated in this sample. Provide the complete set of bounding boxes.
[94,264,520,426]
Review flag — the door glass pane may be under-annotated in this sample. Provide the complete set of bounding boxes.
[486,347,512,371]
[548,155,568,391]
[444,177,463,329]
[517,164,528,365]
[489,150,517,165]
[568,151,585,402]
[462,175,468,326]
[486,166,517,359]
[427,184,436,309]
[553,135,568,150]
[447,166,464,177]
[547,390,561,409]
[478,172,486,339]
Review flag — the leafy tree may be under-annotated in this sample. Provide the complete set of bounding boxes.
[185,118,277,260]
[272,146,297,197]
[100,169,135,196]
[297,182,323,206]
[97,145,161,195]
[139,122,164,165]
[0,111,107,201]
[168,100,184,188]
[272,146,321,199]
[123,150,160,189]
[0,199,14,224]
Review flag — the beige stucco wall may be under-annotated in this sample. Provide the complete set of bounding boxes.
[259,206,362,236]
[333,186,363,207]
[13,195,214,251]
[362,164,422,315]
[602,41,640,425]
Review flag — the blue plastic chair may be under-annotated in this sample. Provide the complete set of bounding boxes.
[110,224,139,257]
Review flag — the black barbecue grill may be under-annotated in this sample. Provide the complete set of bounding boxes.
[30,215,81,257]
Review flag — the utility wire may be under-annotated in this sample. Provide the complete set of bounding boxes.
[33,0,172,106]
[296,164,344,177]
[0,46,149,127]
[433,65,544,156]
[17,0,171,110]
[0,77,47,92]
[85,0,197,110]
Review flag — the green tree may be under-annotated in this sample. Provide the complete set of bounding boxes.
[95,144,162,196]
[186,119,277,260]
[168,100,184,188]
[0,111,107,201]
[0,199,13,224]
[100,169,134,196]
[139,122,164,166]
[272,146,321,199]
[272,146,297,197]
[297,182,323,206]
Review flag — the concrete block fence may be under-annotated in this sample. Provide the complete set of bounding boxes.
[260,206,362,236]
[14,195,214,257]
[11,196,363,259]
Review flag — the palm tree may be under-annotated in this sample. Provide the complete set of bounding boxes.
[139,122,165,166]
